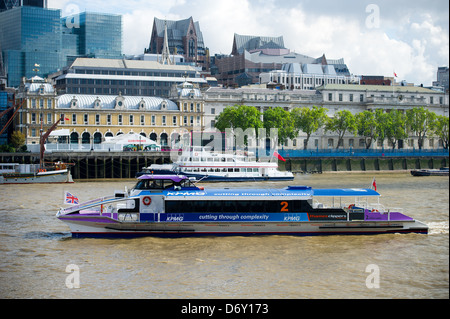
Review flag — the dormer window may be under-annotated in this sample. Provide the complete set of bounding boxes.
[94,97,101,109]
[71,96,78,108]
[161,100,167,110]
[115,94,125,109]
[139,99,146,110]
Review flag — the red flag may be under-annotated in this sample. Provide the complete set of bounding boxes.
[64,117,70,121]
[393,72,397,78]
[273,151,286,162]
[372,177,377,191]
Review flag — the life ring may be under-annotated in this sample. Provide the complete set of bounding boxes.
[194,152,198,156]
[142,196,152,206]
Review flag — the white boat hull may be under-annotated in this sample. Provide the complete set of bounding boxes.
[0,169,73,184]
[58,216,428,238]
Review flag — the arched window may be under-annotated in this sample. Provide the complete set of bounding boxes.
[150,132,157,141]
[160,133,168,147]
[70,132,79,144]
[93,132,102,144]
[82,132,91,144]
[105,132,113,138]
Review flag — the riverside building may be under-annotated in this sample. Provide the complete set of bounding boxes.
[15,75,204,149]
[203,83,448,151]
[52,58,208,98]
[213,33,351,88]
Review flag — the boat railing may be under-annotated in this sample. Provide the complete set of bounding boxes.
[368,203,387,213]
[60,195,126,215]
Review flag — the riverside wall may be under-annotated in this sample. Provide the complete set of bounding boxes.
[1,152,448,179]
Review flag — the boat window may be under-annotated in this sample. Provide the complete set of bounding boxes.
[253,168,258,172]
[164,200,313,214]
[134,179,190,190]
[209,201,222,213]
[234,168,240,172]
[223,201,236,212]
[227,168,233,172]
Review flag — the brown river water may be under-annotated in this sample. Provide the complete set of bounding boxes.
[0,172,448,299]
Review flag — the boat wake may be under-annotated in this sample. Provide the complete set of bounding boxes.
[428,221,449,235]
[24,231,72,240]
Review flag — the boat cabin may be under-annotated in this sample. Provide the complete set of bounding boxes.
[132,174,198,192]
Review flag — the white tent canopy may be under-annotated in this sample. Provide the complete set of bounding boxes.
[49,129,70,137]
[103,132,161,148]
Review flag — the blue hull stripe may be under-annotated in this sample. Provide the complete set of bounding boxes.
[72,229,428,239]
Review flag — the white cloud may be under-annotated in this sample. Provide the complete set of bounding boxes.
[47,0,449,86]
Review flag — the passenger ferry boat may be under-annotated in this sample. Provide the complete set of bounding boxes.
[140,148,294,182]
[57,174,428,238]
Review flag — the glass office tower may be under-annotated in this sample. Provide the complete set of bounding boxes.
[62,12,122,60]
[1,8,122,87]
[0,6,62,87]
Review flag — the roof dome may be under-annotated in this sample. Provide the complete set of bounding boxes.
[56,94,178,110]
[178,81,202,98]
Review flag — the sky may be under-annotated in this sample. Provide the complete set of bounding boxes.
[48,0,449,86]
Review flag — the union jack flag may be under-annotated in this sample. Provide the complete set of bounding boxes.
[65,192,79,205]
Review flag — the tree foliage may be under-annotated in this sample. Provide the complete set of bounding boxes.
[214,104,445,150]
[263,107,297,146]
[215,104,262,133]
[355,110,378,149]
[10,131,26,151]
[385,110,408,150]
[432,115,449,149]
[291,106,328,149]
[325,110,357,149]
[406,107,436,149]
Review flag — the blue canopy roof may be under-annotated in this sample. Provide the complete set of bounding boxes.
[313,188,379,197]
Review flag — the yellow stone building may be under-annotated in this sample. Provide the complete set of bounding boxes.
[15,77,204,149]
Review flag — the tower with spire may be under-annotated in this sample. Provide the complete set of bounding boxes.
[159,20,173,65]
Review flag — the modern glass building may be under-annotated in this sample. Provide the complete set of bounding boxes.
[0,7,122,88]
[62,12,122,60]
[0,6,62,87]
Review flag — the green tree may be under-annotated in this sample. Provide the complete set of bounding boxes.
[263,107,297,146]
[431,115,449,149]
[10,131,26,151]
[406,107,436,149]
[291,106,328,150]
[215,104,263,147]
[325,110,357,149]
[355,110,378,149]
[385,110,408,150]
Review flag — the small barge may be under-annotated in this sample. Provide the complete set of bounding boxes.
[57,175,428,238]
[410,167,448,176]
